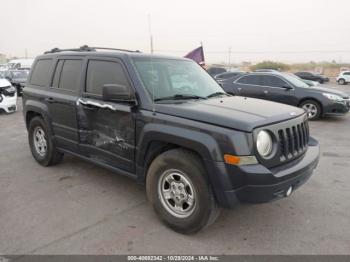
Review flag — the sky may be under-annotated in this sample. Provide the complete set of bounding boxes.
[1,0,350,64]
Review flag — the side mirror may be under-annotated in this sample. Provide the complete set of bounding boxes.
[102,84,135,103]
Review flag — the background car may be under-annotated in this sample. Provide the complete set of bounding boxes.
[214,71,245,79]
[207,67,227,77]
[0,78,17,113]
[285,73,319,87]
[214,71,245,85]
[254,69,279,72]
[295,71,329,84]
[7,58,34,70]
[3,69,29,96]
[336,71,350,85]
[222,72,349,120]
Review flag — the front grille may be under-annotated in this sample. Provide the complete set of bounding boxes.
[278,120,309,162]
[4,92,16,97]
[254,114,309,168]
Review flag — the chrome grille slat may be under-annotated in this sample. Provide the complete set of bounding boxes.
[278,119,309,162]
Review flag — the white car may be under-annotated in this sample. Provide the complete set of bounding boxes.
[0,79,17,113]
[337,71,350,85]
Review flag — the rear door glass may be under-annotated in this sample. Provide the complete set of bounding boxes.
[30,59,53,86]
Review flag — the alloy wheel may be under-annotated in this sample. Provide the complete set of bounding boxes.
[158,169,196,218]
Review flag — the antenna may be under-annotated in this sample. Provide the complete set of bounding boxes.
[150,51,156,115]
[148,14,154,54]
[148,14,156,114]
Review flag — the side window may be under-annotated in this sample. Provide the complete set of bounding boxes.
[58,60,82,92]
[236,75,261,85]
[261,75,288,88]
[344,72,350,76]
[86,60,130,95]
[52,60,64,88]
[30,59,53,86]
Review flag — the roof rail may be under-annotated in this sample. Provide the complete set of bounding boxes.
[44,45,141,54]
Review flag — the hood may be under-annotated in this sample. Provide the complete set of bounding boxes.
[0,78,11,88]
[155,96,305,132]
[307,86,349,98]
[12,78,27,84]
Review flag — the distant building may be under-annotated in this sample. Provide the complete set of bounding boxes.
[0,53,6,64]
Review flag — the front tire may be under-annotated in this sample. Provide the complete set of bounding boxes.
[338,79,346,85]
[300,100,322,120]
[146,149,220,234]
[28,116,63,166]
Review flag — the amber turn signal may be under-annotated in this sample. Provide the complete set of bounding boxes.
[223,154,258,166]
[224,154,241,165]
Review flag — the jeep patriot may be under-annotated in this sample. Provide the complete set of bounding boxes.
[23,46,320,233]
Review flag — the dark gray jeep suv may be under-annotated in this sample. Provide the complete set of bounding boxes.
[23,46,320,233]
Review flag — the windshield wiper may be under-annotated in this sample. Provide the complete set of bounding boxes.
[206,92,230,98]
[154,94,207,102]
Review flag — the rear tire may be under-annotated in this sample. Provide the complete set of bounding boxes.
[28,116,63,166]
[146,148,220,234]
[300,100,322,120]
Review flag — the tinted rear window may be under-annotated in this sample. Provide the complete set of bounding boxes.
[58,60,82,92]
[236,75,261,85]
[30,59,53,86]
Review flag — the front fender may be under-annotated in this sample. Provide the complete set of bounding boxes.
[136,122,238,206]
[137,123,223,166]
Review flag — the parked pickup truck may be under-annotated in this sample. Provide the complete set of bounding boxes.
[23,46,320,234]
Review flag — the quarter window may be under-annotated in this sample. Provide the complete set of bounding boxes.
[86,60,130,95]
[30,59,53,86]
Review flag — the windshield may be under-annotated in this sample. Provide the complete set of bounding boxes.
[12,70,28,79]
[283,73,309,88]
[132,58,224,101]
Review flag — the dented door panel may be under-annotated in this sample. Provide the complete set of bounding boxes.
[77,99,136,173]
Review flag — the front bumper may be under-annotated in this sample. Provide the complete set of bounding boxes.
[0,94,17,113]
[323,100,350,116]
[216,138,320,207]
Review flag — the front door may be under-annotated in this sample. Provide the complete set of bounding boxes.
[76,57,136,173]
[260,75,298,106]
[234,74,264,99]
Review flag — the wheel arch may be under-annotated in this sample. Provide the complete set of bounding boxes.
[298,97,323,116]
[24,100,53,133]
[136,124,223,184]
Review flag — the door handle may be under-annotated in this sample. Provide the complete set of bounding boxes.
[45,97,55,103]
[264,90,269,94]
[237,87,242,91]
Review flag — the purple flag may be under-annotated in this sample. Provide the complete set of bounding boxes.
[184,46,205,64]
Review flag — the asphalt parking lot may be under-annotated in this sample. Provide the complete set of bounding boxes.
[1,84,350,255]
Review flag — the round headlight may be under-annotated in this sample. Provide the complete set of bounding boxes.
[257,130,273,157]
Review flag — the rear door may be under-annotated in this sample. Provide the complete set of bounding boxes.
[233,74,264,99]
[76,57,136,173]
[47,57,83,152]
